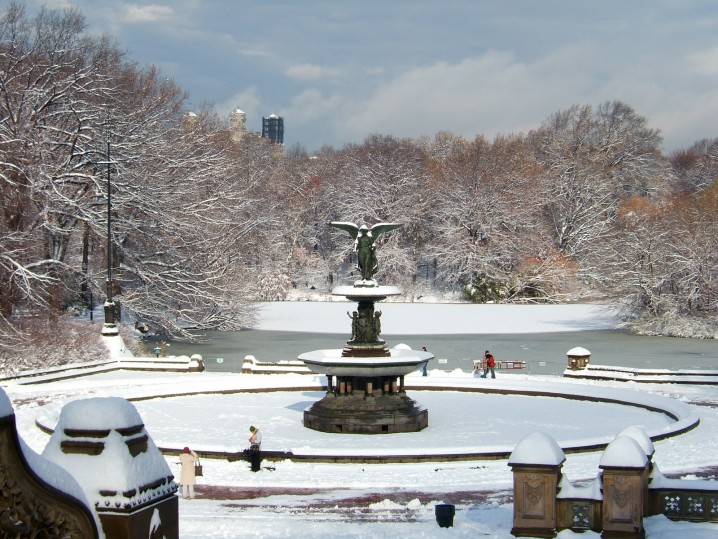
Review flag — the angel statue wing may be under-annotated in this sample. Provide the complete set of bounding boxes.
[327,221,360,239]
[368,222,402,238]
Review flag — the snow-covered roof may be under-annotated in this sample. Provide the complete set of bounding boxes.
[508,431,565,466]
[599,435,648,469]
[567,346,591,356]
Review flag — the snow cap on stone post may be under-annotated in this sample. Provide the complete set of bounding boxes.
[599,435,648,469]
[616,425,655,460]
[508,431,566,467]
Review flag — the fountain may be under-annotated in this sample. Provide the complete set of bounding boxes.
[299,221,432,434]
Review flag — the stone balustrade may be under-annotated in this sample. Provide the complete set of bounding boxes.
[510,426,718,538]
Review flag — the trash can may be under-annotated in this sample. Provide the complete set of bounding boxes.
[435,503,455,528]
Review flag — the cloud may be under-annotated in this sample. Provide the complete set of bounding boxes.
[339,49,574,142]
[122,3,174,23]
[686,46,718,76]
[238,49,274,59]
[285,63,340,82]
[282,89,342,123]
[307,41,716,152]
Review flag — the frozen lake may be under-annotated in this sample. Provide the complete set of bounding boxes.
[166,302,718,375]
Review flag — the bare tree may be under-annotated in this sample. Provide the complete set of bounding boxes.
[0,3,270,342]
[0,2,121,343]
[669,138,718,194]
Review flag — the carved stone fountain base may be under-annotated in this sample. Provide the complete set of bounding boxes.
[304,385,428,434]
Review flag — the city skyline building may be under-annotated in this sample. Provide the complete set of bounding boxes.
[229,107,247,143]
[262,114,284,145]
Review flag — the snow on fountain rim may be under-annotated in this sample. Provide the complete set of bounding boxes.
[332,284,401,298]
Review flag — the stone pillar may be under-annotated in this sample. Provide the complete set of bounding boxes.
[338,379,346,395]
[599,435,648,538]
[508,432,566,538]
[365,380,374,397]
[616,426,655,517]
[399,375,405,393]
[566,347,591,370]
[383,378,390,394]
[42,397,178,539]
[327,375,334,394]
[390,379,398,393]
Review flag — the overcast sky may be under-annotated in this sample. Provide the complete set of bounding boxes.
[22,1,718,153]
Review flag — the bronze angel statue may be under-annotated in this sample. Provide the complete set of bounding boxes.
[328,221,402,281]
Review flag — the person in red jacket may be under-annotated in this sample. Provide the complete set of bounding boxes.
[481,350,496,379]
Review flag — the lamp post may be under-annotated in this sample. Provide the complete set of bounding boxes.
[102,138,119,336]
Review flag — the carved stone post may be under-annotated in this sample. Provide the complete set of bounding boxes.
[42,397,179,539]
[599,435,649,538]
[616,426,655,517]
[508,432,566,538]
[567,347,591,370]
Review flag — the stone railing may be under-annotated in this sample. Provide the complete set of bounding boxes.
[241,354,312,374]
[509,426,718,538]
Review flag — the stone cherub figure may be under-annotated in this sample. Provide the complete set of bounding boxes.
[328,221,402,281]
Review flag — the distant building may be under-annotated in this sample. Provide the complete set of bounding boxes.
[182,111,198,131]
[262,114,284,144]
[229,107,248,142]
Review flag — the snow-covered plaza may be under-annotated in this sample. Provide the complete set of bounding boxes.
[4,303,718,538]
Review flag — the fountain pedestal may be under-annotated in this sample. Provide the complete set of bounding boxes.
[300,281,431,434]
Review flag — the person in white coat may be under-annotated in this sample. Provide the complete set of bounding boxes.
[179,446,199,499]
[248,426,262,450]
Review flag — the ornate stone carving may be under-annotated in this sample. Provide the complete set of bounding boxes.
[0,415,98,538]
[570,502,591,528]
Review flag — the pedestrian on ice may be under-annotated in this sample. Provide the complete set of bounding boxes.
[179,446,199,499]
[481,350,496,379]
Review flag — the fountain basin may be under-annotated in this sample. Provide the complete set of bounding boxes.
[299,349,431,377]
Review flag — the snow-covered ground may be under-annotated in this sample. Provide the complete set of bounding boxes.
[4,303,718,538]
